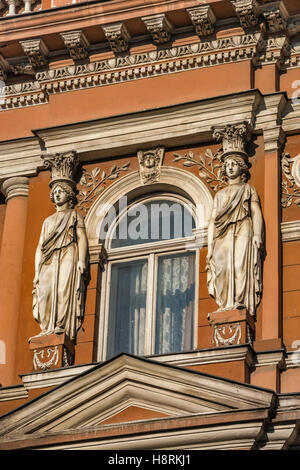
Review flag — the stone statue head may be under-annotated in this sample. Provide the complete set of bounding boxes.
[221,155,250,183]
[143,152,157,169]
[50,182,77,209]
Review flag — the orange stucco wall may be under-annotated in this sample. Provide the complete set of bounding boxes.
[0,61,252,142]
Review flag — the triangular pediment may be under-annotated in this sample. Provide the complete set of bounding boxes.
[0,354,275,440]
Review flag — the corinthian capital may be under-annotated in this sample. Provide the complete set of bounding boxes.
[42,151,79,188]
[212,122,252,161]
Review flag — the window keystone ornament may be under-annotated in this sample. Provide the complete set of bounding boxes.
[142,14,173,45]
[20,38,49,68]
[60,30,90,61]
[231,0,259,29]
[102,22,131,53]
[187,5,216,37]
[137,147,165,185]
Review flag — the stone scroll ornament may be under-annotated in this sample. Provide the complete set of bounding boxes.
[206,122,265,316]
[281,152,300,208]
[30,151,89,342]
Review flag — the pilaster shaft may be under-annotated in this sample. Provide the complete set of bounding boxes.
[0,177,29,386]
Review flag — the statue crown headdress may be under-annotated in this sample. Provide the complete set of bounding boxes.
[212,122,251,163]
[42,151,79,188]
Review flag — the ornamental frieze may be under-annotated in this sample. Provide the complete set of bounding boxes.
[0,30,300,111]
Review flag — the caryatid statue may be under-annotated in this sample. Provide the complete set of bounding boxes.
[206,123,264,316]
[32,151,89,341]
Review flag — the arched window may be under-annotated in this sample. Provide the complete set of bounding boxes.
[99,193,198,360]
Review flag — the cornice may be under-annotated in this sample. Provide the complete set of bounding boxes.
[1,26,300,113]
[281,220,300,242]
[0,385,28,401]
[1,89,293,181]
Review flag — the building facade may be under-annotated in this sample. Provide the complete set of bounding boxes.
[0,0,300,450]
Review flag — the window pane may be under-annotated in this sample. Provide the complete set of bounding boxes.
[106,259,148,359]
[155,252,195,355]
[111,199,195,248]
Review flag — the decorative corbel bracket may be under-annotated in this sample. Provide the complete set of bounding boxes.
[141,14,173,45]
[0,54,9,81]
[102,22,130,53]
[187,5,216,37]
[20,38,49,68]
[231,0,260,29]
[262,1,289,33]
[60,30,90,61]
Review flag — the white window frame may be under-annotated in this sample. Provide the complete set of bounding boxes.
[97,193,200,361]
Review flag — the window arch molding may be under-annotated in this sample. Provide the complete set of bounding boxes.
[84,165,213,361]
[85,166,213,254]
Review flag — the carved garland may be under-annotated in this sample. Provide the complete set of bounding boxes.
[33,347,59,371]
[77,161,131,216]
[281,153,300,207]
[173,149,226,192]
[213,324,242,347]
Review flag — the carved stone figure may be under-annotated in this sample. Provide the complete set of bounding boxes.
[206,123,264,315]
[32,152,89,341]
[137,147,165,185]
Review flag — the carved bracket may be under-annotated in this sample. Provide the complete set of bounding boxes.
[231,0,259,29]
[262,1,288,33]
[187,5,216,37]
[142,14,172,45]
[60,30,90,61]
[20,38,49,68]
[102,22,131,53]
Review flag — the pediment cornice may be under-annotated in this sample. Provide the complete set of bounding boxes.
[0,353,276,442]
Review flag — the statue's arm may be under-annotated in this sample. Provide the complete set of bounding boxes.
[251,200,263,250]
[207,207,216,262]
[33,232,43,287]
[77,225,88,274]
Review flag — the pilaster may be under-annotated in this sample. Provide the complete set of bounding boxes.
[0,176,29,387]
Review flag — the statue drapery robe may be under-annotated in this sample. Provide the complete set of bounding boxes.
[207,183,263,315]
[33,209,86,340]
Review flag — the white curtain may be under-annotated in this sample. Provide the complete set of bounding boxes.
[107,260,148,359]
[155,252,195,354]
